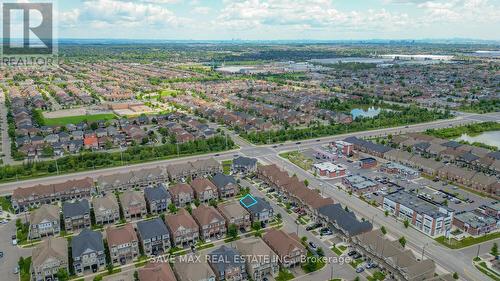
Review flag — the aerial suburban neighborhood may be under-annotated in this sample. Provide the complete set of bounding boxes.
[0,2,499,281]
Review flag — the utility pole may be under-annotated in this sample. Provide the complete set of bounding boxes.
[421,243,428,260]
[476,244,481,258]
[55,159,59,175]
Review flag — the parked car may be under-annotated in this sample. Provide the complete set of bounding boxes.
[11,235,17,246]
[356,267,365,273]
[13,266,19,274]
[0,251,3,258]
[347,251,357,256]
[308,242,318,251]
[352,253,362,259]
[320,228,333,236]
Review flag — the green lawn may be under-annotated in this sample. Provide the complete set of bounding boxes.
[222,160,233,175]
[367,271,386,281]
[331,245,343,256]
[276,270,295,281]
[349,258,364,269]
[18,257,31,281]
[435,232,500,249]
[279,151,313,171]
[302,251,326,273]
[0,196,12,212]
[44,113,117,126]
[475,262,500,281]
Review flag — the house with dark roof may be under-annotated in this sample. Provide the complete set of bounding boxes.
[211,173,239,198]
[62,199,91,232]
[344,136,392,157]
[136,218,171,256]
[71,229,105,275]
[208,245,247,281]
[240,196,274,224]
[316,203,372,238]
[232,156,258,174]
[144,184,171,214]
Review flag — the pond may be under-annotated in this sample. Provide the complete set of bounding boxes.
[454,130,500,148]
[351,107,381,119]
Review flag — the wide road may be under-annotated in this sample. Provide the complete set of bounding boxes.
[1,111,498,194]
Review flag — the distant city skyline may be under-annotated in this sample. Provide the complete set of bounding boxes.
[20,0,500,41]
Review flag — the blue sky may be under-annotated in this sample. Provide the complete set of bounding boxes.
[50,0,500,40]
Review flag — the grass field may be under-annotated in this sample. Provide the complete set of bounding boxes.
[44,113,117,126]
[435,232,500,249]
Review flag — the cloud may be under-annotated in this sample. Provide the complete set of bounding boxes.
[215,0,411,32]
[192,6,212,15]
[59,0,185,29]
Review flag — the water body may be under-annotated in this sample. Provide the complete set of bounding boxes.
[455,131,500,148]
[351,107,381,119]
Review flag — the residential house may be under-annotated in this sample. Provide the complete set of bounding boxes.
[173,254,216,281]
[12,178,94,212]
[212,173,239,198]
[352,229,436,281]
[217,201,251,232]
[232,157,258,174]
[165,209,199,247]
[144,184,171,214]
[29,204,60,240]
[236,237,279,281]
[262,229,306,268]
[119,191,147,219]
[106,224,140,265]
[92,194,120,225]
[240,196,274,225]
[72,229,106,275]
[191,178,218,203]
[192,205,226,240]
[208,245,247,281]
[138,262,177,281]
[31,237,68,281]
[62,199,91,232]
[136,218,171,256]
[316,203,373,238]
[169,183,194,207]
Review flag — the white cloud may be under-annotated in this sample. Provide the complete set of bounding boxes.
[215,0,411,32]
[59,0,185,29]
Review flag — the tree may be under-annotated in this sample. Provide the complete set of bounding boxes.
[55,268,69,281]
[304,179,309,187]
[317,247,324,257]
[194,198,201,207]
[134,271,139,281]
[168,203,178,214]
[453,272,459,279]
[398,236,406,248]
[403,220,409,228]
[384,210,389,217]
[491,242,498,257]
[381,226,387,235]
[228,224,238,239]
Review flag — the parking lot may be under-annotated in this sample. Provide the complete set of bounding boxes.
[299,146,495,215]
[0,219,32,281]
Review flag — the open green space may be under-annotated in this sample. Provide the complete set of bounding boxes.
[42,113,118,126]
[426,121,500,139]
[279,151,313,171]
[18,257,31,281]
[474,261,500,281]
[222,160,233,175]
[435,232,500,249]
[242,99,451,144]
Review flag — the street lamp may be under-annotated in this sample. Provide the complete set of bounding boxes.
[421,242,429,260]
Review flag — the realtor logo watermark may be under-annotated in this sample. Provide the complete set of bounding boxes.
[1,1,57,67]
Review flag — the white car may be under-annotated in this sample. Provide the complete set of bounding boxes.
[12,235,17,246]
